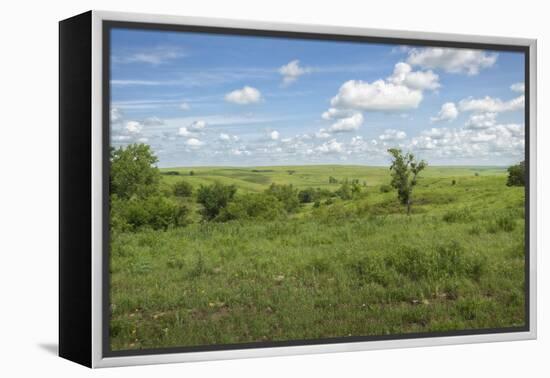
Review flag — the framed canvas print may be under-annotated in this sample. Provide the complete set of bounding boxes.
[59,10,537,368]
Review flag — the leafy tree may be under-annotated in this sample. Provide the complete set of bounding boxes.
[387,148,427,215]
[110,144,160,199]
[506,160,525,187]
[173,179,193,197]
[265,183,300,212]
[196,182,237,220]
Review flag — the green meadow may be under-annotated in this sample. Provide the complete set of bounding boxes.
[109,164,525,351]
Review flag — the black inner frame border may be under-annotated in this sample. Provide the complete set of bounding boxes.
[102,19,531,358]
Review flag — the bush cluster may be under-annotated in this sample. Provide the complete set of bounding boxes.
[110,144,189,232]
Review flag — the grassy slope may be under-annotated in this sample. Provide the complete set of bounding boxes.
[110,166,525,350]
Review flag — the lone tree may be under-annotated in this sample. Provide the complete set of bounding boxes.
[506,160,525,187]
[387,148,427,215]
[110,143,160,200]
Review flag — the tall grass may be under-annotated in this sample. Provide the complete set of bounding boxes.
[110,166,525,350]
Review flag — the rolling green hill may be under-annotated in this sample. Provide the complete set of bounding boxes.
[110,165,525,351]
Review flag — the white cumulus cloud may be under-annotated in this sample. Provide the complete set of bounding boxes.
[406,47,497,75]
[387,62,440,91]
[315,129,331,139]
[330,79,423,111]
[430,102,459,122]
[125,121,142,134]
[225,86,262,104]
[185,138,203,148]
[270,130,280,140]
[316,139,344,154]
[459,95,524,113]
[465,112,497,129]
[328,113,364,133]
[279,60,310,86]
[321,107,356,121]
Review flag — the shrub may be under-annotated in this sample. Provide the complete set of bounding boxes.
[298,188,317,203]
[173,180,193,197]
[506,161,525,186]
[197,182,237,220]
[297,187,333,203]
[335,180,353,200]
[111,195,189,231]
[379,184,392,193]
[451,179,456,185]
[328,176,338,184]
[218,193,286,221]
[265,183,300,213]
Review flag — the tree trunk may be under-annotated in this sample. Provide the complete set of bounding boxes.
[407,199,411,215]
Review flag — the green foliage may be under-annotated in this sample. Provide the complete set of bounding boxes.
[328,176,338,184]
[334,179,363,200]
[387,148,427,215]
[335,180,353,200]
[196,182,237,220]
[265,183,300,212]
[111,195,189,231]
[297,187,333,203]
[173,179,193,197]
[506,161,525,187]
[298,188,317,203]
[218,193,286,221]
[110,144,160,199]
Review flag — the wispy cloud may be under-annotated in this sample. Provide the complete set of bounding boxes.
[113,46,186,65]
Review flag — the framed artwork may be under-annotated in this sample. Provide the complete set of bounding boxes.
[59,10,537,368]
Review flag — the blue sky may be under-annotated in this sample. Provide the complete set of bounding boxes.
[110,28,526,167]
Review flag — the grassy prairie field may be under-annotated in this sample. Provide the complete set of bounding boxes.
[109,165,525,351]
